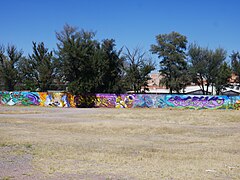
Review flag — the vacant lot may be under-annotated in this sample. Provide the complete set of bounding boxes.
[0,106,240,180]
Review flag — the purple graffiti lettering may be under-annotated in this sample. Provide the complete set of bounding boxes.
[168,96,224,108]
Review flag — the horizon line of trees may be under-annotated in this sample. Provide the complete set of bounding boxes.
[1,24,240,95]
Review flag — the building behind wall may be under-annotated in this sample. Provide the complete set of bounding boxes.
[145,73,240,95]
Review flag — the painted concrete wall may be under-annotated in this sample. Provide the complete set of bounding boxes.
[1,91,240,109]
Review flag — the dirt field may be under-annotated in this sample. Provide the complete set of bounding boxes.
[0,106,240,180]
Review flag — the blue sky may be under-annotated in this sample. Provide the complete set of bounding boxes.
[1,0,240,61]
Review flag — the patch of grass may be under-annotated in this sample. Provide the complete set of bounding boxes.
[1,176,15,180]
[22,173,32,176]
[0,142,9,147]
[0,137,16,147]
[24,142,33,149]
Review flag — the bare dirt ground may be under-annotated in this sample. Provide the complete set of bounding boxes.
[0,106,240,180]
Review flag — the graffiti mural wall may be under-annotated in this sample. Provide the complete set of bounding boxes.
[0,91,240,109]
[166,95,225,109]
[0,91,40,106]
[39,92,74,107]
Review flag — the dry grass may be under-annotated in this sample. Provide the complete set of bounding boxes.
[0,106,240,179]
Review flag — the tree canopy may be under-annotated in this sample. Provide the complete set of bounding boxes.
[231,51,240,83]
[188,43,230,95]
[0,45,23,91]
[123,47,155,93]
[150,32,190,93]
[55,24,125,94]
[0,24,238,95]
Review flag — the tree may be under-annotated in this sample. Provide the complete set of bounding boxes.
[123,47,155,93]
[150,32,189,93]
[17,56,36,91]
[0,44,23,91]
[92,39,125,93]
[189,44,227,95]
[55,24,99,94]
[0,46,6,90]
[230,51,240,83]
[188,44,209,94]
[215,62,232,95]
[208,48,228,94]
[55,24,125,94]
[28,42,54,91]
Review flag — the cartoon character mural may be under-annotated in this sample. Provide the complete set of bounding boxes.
[41,92,71,107]
[123,94,135,108]
[115,94,135,108]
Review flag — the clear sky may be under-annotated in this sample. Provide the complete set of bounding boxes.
[1,0,240,60]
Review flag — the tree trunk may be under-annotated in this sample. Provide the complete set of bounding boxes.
[206,83,209,95]
[6,80,14,91]
[199,75,205,95]
[211,83,214,95]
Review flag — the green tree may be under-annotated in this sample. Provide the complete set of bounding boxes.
[92,39,125,93]
[55,24,99,94]
[123,47,155,93]
[215,62,232,95]
[189,44,227,95]
[188,44,209,94]
[18,56,36,91]
[150,32,189,93]
[208,48,227,94]
[28,42,54,91]
[55,24,125,94]
[0,45,23,91]
[230,51,240,83]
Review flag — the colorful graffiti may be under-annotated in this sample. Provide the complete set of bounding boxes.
[0,91,240,109]
[74,94,135,108]
[95,94,116,108]
[39,92,71,107]
[115,94,134,108]
[133,94,169,108]
[230,96,240,110]
[74,94,97,108]
[234,100,240,110]
[0,91,40,106]
[41,92,73,107]
[167,96,225,109]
